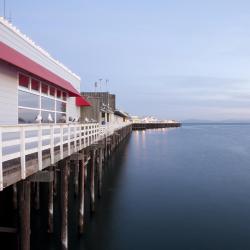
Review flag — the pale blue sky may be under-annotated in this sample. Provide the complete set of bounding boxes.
[3,0,250,121]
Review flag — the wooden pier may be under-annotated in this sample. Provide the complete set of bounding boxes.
[0,122,132,250]
[132,122,181,130]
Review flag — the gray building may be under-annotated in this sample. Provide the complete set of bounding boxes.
[80,92,116,124]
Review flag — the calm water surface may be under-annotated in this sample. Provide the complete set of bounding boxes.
[79,124,250,250]
[35,124,250,250]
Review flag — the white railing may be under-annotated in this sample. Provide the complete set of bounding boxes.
[100,122,132,138]
[0,123,99,190]
[0,121,132,191]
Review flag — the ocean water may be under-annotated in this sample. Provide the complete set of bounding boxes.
[34,124,250,250]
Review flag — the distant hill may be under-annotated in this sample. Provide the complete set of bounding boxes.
[182,119,250,124]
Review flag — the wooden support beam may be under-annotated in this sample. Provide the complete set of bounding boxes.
[61,160,69,250]
[28,171,54,183]
[90,149,96,213]
[0,226,17,233]
[78,154,85,234]
[18,180,31,250]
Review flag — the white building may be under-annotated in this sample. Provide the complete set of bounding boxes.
[0,17,90,125]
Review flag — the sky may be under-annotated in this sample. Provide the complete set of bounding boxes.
[2,0,250,121]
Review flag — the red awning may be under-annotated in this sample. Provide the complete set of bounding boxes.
[0,41,80,97]
[75,96,91,106]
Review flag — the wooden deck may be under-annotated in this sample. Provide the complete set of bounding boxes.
[0,122,132,191]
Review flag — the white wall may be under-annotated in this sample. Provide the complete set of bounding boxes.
[0,61,18,124]
[68,98,80,121]
[113,115,124,124]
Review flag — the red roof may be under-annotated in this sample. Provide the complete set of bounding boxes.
[75,96,91,106]
[0,41,80,97]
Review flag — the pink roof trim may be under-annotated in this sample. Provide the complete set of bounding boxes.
[0,41,80,97]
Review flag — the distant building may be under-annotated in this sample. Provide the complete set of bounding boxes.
[131,116,141,123]
[80,92,131,125]
[80,92,115,124]
[114,110,131,123]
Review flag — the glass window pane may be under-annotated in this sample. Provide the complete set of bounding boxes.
[56,113,67,123]
[19,74,29,88]
[41,96,55,110]
[50,87,55,96]
[57,90,61,99]
[62,92,67,101]
[41,111,55,123]
[56,101,66,112]
[18,90,39,108]
[31,79,40,91]
[42,83,48,94]
[18,108,39,124]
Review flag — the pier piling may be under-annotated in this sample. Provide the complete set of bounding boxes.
[90,149,96,213]
[98,148,103,198]
[60,160,69,250]
[78,151,85,234]
[18,180,31,250]
[48,166,54,233]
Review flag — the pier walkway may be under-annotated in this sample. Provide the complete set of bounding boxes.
[0,122,132,191]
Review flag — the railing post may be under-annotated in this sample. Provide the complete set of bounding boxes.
[20,127,26,179]
[83,125,85,148]
[68,124,71,156]
[60,125,63,160]
[38,125,42,171]
[0,128,3,191]
[79,125,82,149]
[50,125,55,164]
[74,125,77,152]
[87,126,89,146]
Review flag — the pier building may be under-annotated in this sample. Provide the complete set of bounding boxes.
[0,17,132,250]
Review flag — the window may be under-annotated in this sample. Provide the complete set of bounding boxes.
[41,83,48,94]
[56,113,67,123]
[18,108,39,124]
[19,74,29,88]
[18,90,39,108]
[18,74,68,124]
[56,101,66,112]
[41,96,55,110]
[62,92,67,101]
[31,79,40,91]
[57,90,61,99]
[41,111,55,123]
[50,87,55,96]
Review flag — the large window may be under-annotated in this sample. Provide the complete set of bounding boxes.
[18,73,68,124]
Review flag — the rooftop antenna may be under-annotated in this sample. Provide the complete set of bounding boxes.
[3,0,6,19]
[94,81,98,93]
[99,78,102,92]
[8,9,11,22]
[106,79,109,106]
[105,79,109,92]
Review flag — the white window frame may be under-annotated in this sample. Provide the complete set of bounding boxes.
[17,72,68,124]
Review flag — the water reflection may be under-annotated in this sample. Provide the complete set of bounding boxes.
[29,125,250,250]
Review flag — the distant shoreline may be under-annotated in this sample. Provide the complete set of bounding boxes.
[182,122,250,125]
